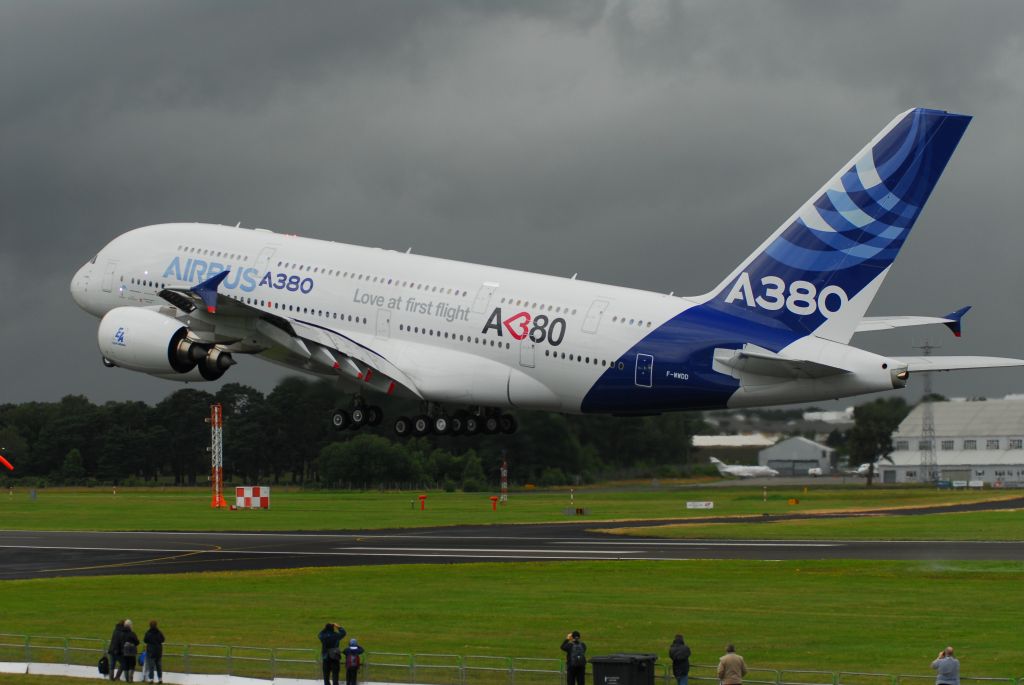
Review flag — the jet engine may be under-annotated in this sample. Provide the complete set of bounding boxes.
[97,307,235,381]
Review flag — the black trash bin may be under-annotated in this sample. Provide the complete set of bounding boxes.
[589,653,658,685]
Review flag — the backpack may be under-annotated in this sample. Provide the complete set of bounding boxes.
[327,647,342,662]
[123,641,137,657]
[569,642,586,668]
[98,655,110,675]
[346,650,361,669]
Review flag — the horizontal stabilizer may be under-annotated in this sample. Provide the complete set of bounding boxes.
[856,306,970,335]
[893,356,1024,372]
[714,345,850,379]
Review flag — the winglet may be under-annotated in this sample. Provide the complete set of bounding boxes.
[942,305,971,337]
[191,270,231,313]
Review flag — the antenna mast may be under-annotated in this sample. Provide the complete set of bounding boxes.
[209,403,226,508]
[915,341,939,483]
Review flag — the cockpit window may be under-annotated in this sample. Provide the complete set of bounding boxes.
[89,255,97,264]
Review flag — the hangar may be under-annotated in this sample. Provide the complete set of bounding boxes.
[758,437,834,476]
[883,398,1024,486]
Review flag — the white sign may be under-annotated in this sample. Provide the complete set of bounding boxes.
[686,501,714,509]
[952,480,968,488]
[968,480,985,488]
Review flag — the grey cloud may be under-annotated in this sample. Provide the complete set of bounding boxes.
[3,0,1023,405]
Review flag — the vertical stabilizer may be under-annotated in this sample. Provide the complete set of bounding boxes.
[704,108,971,344]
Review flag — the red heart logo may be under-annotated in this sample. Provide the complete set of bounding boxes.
[503,311,532,340]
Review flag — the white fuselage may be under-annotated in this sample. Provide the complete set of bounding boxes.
[71,223,904,415]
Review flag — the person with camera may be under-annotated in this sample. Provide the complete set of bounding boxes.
[318,622,347,685]
[560,630,587,685]
[931,646,960,685]
[717,644,747,685]
[669,634,692,685]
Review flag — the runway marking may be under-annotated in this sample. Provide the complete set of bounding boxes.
[0,544,683,563]
[35,545,222,574]
[562,540,841,548]
[333,546,642,554]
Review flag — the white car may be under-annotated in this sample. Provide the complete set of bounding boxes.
[808,467,824,477]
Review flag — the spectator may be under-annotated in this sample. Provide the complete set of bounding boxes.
[107,620,125,682]
[717,644,747,685]
[318,622,347,685]
[118,620,140,682]
[669,634,692,685]
[931,647,960,685]
[560,630,587,685]
[143,620,165,684]
[343,637,365,685]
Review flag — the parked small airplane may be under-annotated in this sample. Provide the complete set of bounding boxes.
[709,456,779,478]
[848,462,880,477]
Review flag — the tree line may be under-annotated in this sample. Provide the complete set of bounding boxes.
[0,377,711,489]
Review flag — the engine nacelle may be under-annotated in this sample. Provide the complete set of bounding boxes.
[97,307,234,381]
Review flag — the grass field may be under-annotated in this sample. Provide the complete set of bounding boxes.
[1,560,1022,677]
[3,486,1022,682]
[0,485,1017,532]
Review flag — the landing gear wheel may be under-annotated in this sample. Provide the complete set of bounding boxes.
[332,410,351,431]
[433,415,451,435]
[451,411,469,435]
[366,406,383,426]
[350,407,368,429]
[394,416,411,437]
[483,415,501,434]
[499,414,518,434]
[464,415,480,435]
[412,414,432,437]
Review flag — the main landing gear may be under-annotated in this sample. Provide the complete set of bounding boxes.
[393,408,517,437]
[332,401,383,432]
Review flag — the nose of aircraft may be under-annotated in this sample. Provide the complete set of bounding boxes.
[70,261,92,311]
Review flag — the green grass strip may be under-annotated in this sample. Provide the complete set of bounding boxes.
[0,486,1016,532]
[1,560,1021,677]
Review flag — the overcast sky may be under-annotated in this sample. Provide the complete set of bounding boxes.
[2,0,1023,407]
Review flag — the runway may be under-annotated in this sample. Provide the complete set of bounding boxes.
[3,512,1024,579]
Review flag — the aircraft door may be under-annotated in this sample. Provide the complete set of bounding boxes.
[375,309,391,339]
[101,261,117,293]
[254,246,277,273]
[519,339,535,368]
[634,353,653,388]
[582,299,610,334]
[473,282,499,314]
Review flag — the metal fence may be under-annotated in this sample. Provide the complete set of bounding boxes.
[0,633,1019,685]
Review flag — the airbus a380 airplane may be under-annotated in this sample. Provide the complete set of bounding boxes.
[71,108,1024,437]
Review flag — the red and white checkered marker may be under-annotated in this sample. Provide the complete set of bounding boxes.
[235,486,270,509]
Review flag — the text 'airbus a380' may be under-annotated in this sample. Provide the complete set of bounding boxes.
[71,108,1024,437]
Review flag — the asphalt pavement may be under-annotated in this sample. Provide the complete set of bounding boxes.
[1,497,1022,579]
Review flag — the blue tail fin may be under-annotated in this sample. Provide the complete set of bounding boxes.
[705,108,971,344]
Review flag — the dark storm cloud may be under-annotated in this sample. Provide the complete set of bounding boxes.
[2,0,1023,404]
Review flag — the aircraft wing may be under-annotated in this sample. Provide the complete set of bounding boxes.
[714,345,849,379]
[892,356,1024,372]
[856,307,971,336]
[159,272,423,398]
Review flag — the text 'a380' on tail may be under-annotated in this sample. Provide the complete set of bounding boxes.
[701,108,971,347]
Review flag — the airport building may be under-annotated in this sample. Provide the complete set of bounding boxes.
[758,437,834,476]
[883,398,1024,486]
